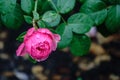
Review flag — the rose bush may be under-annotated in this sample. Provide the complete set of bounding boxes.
[16,28,60,62]
[1,0,119,61]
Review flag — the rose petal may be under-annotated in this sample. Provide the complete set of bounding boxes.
[16,43,27,56]
[25,33,52,55]
[52,34,61,51]
[37,28,52,35]
[54,34,61,42]
[24,28,36,41]
[37,28,54,39]
[24,37,32,54]
[37,28,60,51]
[27,27,35,36]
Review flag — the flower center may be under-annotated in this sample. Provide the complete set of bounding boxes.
[36,41,49,51]
[36,47,41,51]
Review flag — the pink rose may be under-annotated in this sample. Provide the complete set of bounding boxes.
[16,28,60,62]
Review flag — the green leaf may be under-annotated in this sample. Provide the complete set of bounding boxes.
[80,0,106,14]
[0,0,16,14]
[68,13,94,34]
[56,23,73,48]
[78,0,87,3]
[21,0,34,14]
[28,56,37,63]
[102,0,120,5]
[1,4,24,30]
[109,0,120,4]
[49,0,75,14]
[89,9,107,25]
[16,31,26,42]
[37,20,46,28]
[33,11,40,20]
[68,24,92,34]
[105,5,120,32]
[42,11,61,27]
[48,0,58,12]
[101,0,111,5]
[24,15,33,24]
[56,23,66,35]
[37,0,51,14]
[70,34,91,56]
[57,0,75,14]
[49,29,57,34]
[68,13,94,26]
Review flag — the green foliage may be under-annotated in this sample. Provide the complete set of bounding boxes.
[42,11,61,27]
[24,15,33,24]
[78,0,87,3]
[1,4,24,29]
[70,34,91,56]
[16,31,26,42]
[110,0,120,4]
[68,13,94,34]
[89,9,107,25]
[102,0,120,5]
[33,11,39,20]
[28,56,37,63]
[57,0,76,14]
[37,0,51,14]
[105,5,120,32]
[49,0,75,14]
[80,0,106,14]
[56,23,73,48]
[21,0,34,14]
[0,0,120,57]
[0,0,16,14]
[37,20,46,28]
